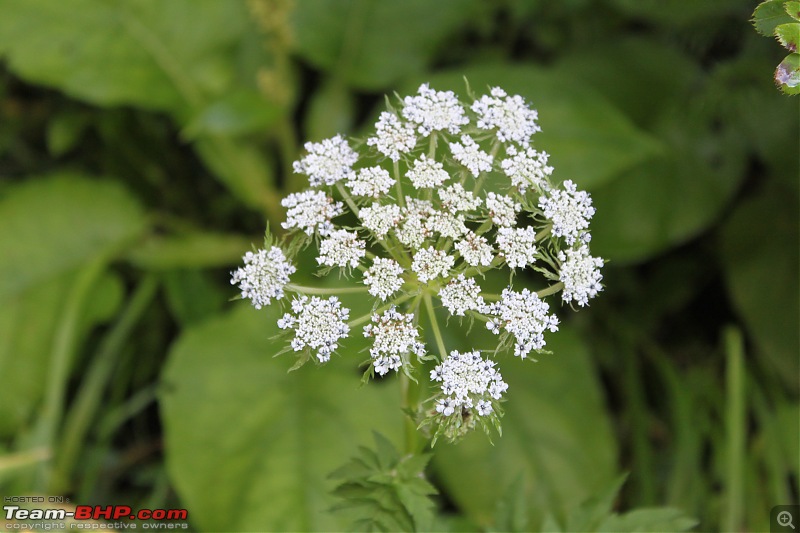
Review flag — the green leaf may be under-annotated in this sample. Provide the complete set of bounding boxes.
[162,270,225,326]
[720,182,799,389]
[330,432,436,532]
[291,0,479,90]
[775,53,800,94]
[160,303,403,532]
[597,508,698,532]
[432,326,617,528]
[610,0,740,26]
[46,110,88,156]
[787,1,800,20]
[0,0,248,114]
[753,0,797,37]
[417,65,662,190]
[183,90,283,138]
[0,174,146,301]
[776,22,800,51]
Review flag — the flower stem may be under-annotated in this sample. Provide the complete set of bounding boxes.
[335,182,360,217]
[287,284,369,295]
[347,292,415,328]
[393,160,406,208]
[400,372,422,454]
[537,281,564,298]
[423,293,447,359]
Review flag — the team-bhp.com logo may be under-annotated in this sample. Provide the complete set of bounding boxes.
[4,504,188,529]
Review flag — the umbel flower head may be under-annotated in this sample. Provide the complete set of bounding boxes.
[231,82,605,443]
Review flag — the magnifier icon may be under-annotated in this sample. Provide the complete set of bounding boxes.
[778,510,796,530]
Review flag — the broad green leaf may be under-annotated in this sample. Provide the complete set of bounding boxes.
[416,65,662,190]
[0,174,146,301]
[776,22,800,51]
[0,0,248,114]
[720,182,799,389]
[0,0,278,208]
[162,270,226,327]
[432,326,617,527]
[753,0,797,37]
[290,0,478,90]
[553,38,700,128]
[787,1,800,20]
[160,303,403,532]
[183,90,283,138]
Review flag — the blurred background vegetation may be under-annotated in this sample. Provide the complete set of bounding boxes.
[0,0,797,531]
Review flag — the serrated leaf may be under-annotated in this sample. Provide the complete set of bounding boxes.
[775,53,800,94]
[0,174,146,301]
[597,508,698,532]
[753,0,797,37]
[776,22,800,51]
[160,304,403,532]
[786,1,800,20]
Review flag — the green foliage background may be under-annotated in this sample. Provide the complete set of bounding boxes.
[0,0,797,531]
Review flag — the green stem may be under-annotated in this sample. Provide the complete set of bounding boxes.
[423,293,447,359]
[51,275,159,494]
[34,255,109,491]
[335,182,360,217]
[348,293,415,328]
[537,282,564,298]
[535,224,552,242]
[400,373,422,454]
[287,283,369,295]
[723,326,745,533]
[393,160,406,208]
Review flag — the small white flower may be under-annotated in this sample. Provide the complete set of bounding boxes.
[359,202,403,238]
[277,296,350,362]
[449,135,493,177]
[455,231,494,267]
[363,306,426,375]
[425,211,468,239]
[364,257,404,301]
[472,87,541,145]
[558,245,604,307]
[438,274,485,316]
[346,166,394,198]
[231,247,296,309]
[412,247,455,283]
[402,83,469,136]
[406,155,450,189]
[439,183,482,213]
[501,145,553,193]
[538,180,595,245]
[485,192,521,227]
[292,134,358,187]
[367,112,416,161]
[396,199,435,249]
[496,226,538,269]
[281,190,343,236]
[431,350,508,416]
[485,288,559,358]
[317,229,366,269]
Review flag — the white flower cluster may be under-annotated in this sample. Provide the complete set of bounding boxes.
[539,179,596,245]
[486,288,560,358]
[438,274,485,316]
[235,82,606,442]
[558,245,604,307]
[292,134,358,187]
[281,190,343,236]
[431,350,508,417]
[363,306,426,375]
[277,296,350,362]
[317,229,365,269]
[231,247,296,309]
